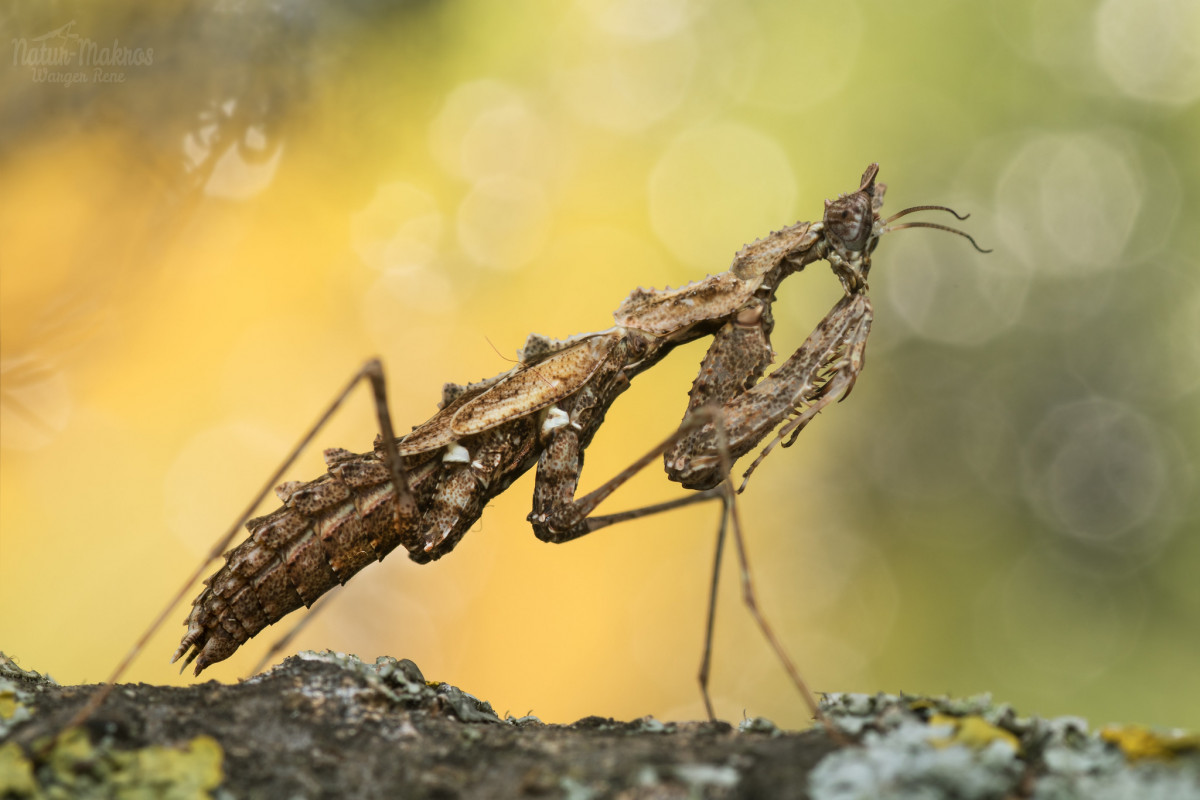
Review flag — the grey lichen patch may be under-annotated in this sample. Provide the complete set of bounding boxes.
[631,716,671,734]
[810,693,1200,800]
[1036,733,1190,799]
[504,713,544,727]
[431,683,502,725]
[269,650,501,723]
[0,654,56,687]
[634,761,741,794]
[738,716,782,736]
[0,653,56,739]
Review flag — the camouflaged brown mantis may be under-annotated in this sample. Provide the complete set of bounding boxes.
[77,163,988,732]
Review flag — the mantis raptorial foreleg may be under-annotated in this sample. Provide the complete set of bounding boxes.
[523,292,871,728]
[666,300,776,485]
[669,292,874,491]
[737,292,873,490]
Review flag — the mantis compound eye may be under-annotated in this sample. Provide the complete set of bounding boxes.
[823,189,876,253]
[823,162,881,253]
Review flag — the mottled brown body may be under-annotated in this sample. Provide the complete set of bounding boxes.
[175,383,547,672]
[173,164,986,697]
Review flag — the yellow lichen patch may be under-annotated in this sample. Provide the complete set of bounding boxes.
[0,743,38,797]
[121,735,224,797]
[37,728,225,799]
[46,726,95,776]
[928,713,1021,753]
[1100,724,1200,761]
[0,690,17,719]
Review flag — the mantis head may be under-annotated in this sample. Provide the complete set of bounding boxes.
[823,163,990,294]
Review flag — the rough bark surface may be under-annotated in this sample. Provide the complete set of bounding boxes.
[1,652,834,799]
[3,651,1199,800]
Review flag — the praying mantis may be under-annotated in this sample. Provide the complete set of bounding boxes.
[76,163,988,733]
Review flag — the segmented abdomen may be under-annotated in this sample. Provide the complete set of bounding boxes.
[173,448,440,674]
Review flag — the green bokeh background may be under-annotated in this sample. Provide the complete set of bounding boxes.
[2,0,1197,730]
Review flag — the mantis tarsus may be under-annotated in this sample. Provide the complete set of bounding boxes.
[74,163,989,735]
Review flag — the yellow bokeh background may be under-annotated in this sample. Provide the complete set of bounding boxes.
[2,1,1198,730]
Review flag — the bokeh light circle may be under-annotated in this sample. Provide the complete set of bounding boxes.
[996,132,1143,279]
[648,122,796,271]
[429,81,558,183]
[552,10,697,133]
[351,182,443,272]
[456,176,552,271]
[1095,0,1200,106]
[1021,398,1169,553]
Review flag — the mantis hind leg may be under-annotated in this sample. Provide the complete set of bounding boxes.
[64,359,418,733]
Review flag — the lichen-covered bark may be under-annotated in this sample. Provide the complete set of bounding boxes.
[3,652,1198,799]
[2,653,836,799]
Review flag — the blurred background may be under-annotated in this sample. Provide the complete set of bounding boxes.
[1,0,1197,731]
